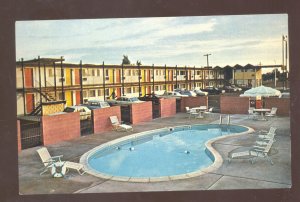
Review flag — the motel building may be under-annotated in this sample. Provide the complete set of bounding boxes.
[16,57,282,117]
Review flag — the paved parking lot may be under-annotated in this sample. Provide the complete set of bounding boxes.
[18,113,291,194]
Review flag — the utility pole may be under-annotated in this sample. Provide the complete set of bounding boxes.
[203,54,211,67]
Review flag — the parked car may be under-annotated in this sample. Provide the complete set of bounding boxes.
[222,86,236,93]
[107,96,144,105]
[202,86,225,95]
[48,105,92,120]
[82,100,110,110]
[63,106,92,120]
[162,91,189,98]
[180,90,197,97]
[231,85,242,91]
[279,92,290,98]
[193,89,208,96]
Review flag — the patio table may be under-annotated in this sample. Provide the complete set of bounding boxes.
[191,106,207,118]
[253,108,271,121]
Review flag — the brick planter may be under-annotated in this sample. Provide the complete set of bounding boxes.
[264,97,290,116]
[130,101,153,124]
[220,96,249,114]
[93,106,121,133]
[160,98,176,118]
[41,112,80,145]
[180,96,208,112]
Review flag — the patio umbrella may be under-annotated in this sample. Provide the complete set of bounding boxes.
[240,85,281,97]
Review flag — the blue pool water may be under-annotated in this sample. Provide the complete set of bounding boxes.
[87,124,248,178]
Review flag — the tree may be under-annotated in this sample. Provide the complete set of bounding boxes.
[136,60,142,66]
[122,55,130,65]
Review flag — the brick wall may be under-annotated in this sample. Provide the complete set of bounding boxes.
[41,112,80,145]
[130,101,152,124]
[220,96,249,114]
[180,96,208,112]
[17,120,21,152]
[93,106,121,133]
[264,97,290,116]
[160,98,176,118]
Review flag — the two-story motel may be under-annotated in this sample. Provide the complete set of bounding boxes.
[16,57,281,116]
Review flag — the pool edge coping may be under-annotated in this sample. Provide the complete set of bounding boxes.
[79,124,254,182]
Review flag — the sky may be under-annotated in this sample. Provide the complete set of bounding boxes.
[16,14,288,71]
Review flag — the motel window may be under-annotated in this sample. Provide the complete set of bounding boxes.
[82,69,87,76]
[127,70,131,76]
[83,91,87,98]
[105,69,109,80]
[126,88,132,93]
[162,85,166,90]
[97,69,100,76]
[89,90,96,97]
[180,71,185,75]
[58,92,63,100]
[48,69,53,77]
[155,86,159,91]
[98,89,103,96]
[105,89,109,96]
[132,70,136,76]
[156,70,159,76]
[91,69,96,76]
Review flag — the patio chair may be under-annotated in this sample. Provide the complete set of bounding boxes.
[248,107,259,120]
[110,116,133,132]
[185,107,190,113]
[36,147,63,175]
[265,107,277,120]
[228,139,275,165]
[204,107,213,118]
[188,108,199,119]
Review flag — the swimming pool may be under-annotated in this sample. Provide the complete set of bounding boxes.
[80,124,253,182]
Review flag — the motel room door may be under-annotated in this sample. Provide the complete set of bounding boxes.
[24,68,34,114]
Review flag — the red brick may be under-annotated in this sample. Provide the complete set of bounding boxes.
[41,112,80,145]
[180,96,208,112]
[93,106,121,134]
[264,97,290,116]
[160,98,176,118]
[130,101,152,124]
[220,96,249,114]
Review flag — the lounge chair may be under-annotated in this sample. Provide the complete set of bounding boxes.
[265,107,277,120]
[110,116,133,131]
[37,147,86,176]
[64,161,86,175]
[257,127,277,141]
[36,147,63,175]
[228,139,275,165]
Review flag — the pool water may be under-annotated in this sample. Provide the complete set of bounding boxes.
[87,124,248,178]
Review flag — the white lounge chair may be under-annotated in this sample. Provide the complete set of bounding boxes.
[228,139,275,165]
[110,116,133,131]
[257,127,277,141]
[37,147,86,176]
[64,161,86,175]
[265,107,277,120]
[36,147,63,175]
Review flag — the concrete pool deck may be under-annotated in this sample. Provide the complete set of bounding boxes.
[18,113,291,194]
